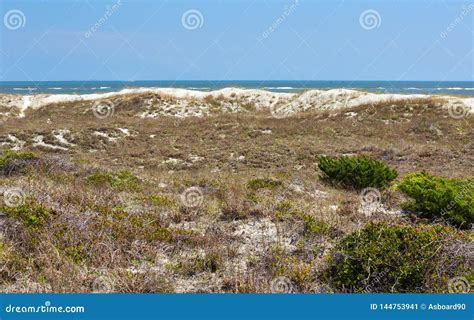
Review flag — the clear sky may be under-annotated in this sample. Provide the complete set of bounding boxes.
[0,0,472,81]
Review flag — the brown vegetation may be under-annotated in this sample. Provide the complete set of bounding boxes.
[0,95,472,292]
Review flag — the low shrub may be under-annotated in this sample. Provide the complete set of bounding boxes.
[0,150,38,175]
[318,155,398,190]
[86,170,140,191]
[2,201,52,229]
[275,200,293,220]
[168,251,223,276]
[220,205,250,221]
[264,246,314,291]
[150,195,176,208]
[0,241,27,283]
[326,222,471,292]
[274,202,335,237]
[300,213,333,238]
[64,245,87,264]
[247,178,282,191]
[220,188,257,221]
[398,172,473,229]
[272,256,312,290]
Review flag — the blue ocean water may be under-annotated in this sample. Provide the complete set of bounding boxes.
[0,80,473,96]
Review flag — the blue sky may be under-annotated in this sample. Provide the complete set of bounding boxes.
[0,0,472,81]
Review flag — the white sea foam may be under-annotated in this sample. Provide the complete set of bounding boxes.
[13,87,37,91]
[264,87,296,90]
[436,87,474,91]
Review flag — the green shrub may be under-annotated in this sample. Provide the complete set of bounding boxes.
[275,201,293,220]
[150,195,176,208]
[266,247,312,290]
[247,178,282,191]
[86,170,140,191]
[318,155,398,190]
[2,201,51,229]
[64,245,87,264]
[274,202,334,237]
[0,150,37,175]
[326,222,471,293]
[299,213,333,238]
[398,172,473,229]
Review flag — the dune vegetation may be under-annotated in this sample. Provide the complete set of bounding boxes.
[0,90,472,293]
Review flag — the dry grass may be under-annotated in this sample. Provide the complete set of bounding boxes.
[0,96,472,292]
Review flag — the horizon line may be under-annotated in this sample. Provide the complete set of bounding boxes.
[0,79,473,83]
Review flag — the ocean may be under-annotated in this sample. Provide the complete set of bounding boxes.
[1,80,473,97]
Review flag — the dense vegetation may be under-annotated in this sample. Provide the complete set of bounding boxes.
[86,170,141,191]
[318,155,398,190]
[326,222,471,292]
[0,150,37,175]
[398,172,474,229]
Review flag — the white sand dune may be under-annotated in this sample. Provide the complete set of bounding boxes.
[0,87,472,119]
